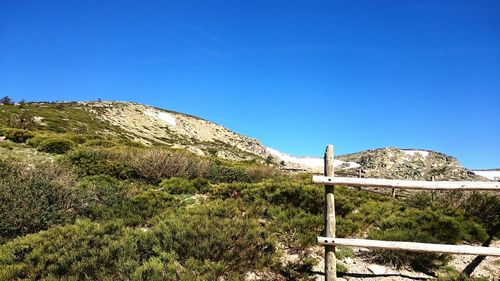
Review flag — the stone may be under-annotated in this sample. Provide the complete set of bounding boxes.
[368,264,387,275]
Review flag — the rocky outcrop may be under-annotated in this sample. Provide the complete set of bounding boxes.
[78,101,363,171]
[80,101,268,161]
[338,147,485,181]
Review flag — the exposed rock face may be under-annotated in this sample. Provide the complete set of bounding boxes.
[80,101,269,161]
[79,101,362,171]
[337,147,485,181]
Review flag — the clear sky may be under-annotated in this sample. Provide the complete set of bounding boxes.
[1,0,499,168]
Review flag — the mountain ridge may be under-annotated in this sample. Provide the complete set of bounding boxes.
[0,100,492,180]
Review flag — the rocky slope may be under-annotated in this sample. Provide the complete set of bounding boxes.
[75,101,359,170]
[82,101,268,161]
[337,147,485,181]
[2,101,492,179]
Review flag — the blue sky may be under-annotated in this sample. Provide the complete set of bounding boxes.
[1,0,499,168]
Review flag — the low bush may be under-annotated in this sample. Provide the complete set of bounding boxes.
[367,207,487,271]
[403,191,433,210]
[78,175,129,212]
[83,138,118,147]
[243,165,282,182]
[159,177,210,194]
[0,200,282,280]
[208,179,323,214]
[77,175,149,224]
[436,274,490,281]
[37,137,75,154]
[0,158,81,242]
[64,148,138,179]
[0,220,138,280]
[457,192,500,236]
[2,128,34,143]
[0,157,18,178]
[207,164,247,183]
[370,229,447,271]
[0,177,80,242]
[146,199,278,279]
[26,134,47,147]
[267,206,322,249]
[131,149,210,182]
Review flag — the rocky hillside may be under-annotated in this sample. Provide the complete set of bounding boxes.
[1,101,491,179]
[82,101,359,170]
[0,101,358,170]
[337,147,485,181]
[83,101,268,161]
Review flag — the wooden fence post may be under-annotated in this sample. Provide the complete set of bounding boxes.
[431,176,435,201]
[357,168,362,191]
[324,145,336,281]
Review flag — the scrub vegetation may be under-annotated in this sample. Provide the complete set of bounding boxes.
[0,100,498,280]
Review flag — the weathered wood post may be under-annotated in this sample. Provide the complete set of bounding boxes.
[357,168,362,191]
[431,176,435,201]
[324,145,336,281]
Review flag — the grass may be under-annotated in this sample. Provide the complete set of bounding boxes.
[336,246,354,260]
[0,102,125,135]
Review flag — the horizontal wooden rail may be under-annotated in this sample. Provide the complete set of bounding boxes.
[317,237,500,256]
[313,176,500,191]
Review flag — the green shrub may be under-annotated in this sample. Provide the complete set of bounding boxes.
[0,157,18,178]
[128,189,181,224]
[0,177,79,241]
[83,138,118,147]
[436,272,490,281]
[458,192,500,236]
[37,137,75,154]
[278,253,317,280]
[64,148,138,179]
[2,128,34,143]
[77,175,181,225]
[370,229,447,270]
[336,246,354,260]
[131,149,210,182]
[0,201,280,280]
[0,220,139,280]
[146,199,278,278]
[241,181,323,214]
[244,165,282,182]
[0,158,80,242]
[267,206,322,249]
[367,207,487,271]
[79,175,128,207]
[159,177,210,194]
[404,192,433,210]
[207,164,247,183]
[26,134,48,147]
[77,175,138,223]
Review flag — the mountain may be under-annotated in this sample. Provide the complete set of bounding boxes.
[1,101,357,171]
[1,100,489,180]
[337,147,485,181]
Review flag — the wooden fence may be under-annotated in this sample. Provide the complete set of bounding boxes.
[314,145,500,281]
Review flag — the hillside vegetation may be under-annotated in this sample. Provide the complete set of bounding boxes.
[0,101,499,280]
